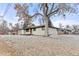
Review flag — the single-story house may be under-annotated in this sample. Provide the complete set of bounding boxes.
[8,30,18,35]
[18,25,58,36]
[0,32,5,35]
[57,28,72,35]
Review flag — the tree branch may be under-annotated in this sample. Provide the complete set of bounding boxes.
[48,8,59,17]
[31,13,44,18]
[45,4,49,15]
[49,3,55,14]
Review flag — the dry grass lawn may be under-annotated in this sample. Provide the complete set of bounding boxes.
[0,35,79,56]
[0,39,16,56]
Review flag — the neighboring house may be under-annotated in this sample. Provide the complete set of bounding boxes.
[0,32,5,35]
[8,30,18,35]
[57,28,72,35]
[18,25,58,36]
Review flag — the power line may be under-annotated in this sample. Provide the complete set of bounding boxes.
[2,4,11,17]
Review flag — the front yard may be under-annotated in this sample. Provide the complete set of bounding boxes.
[0,35,79,56]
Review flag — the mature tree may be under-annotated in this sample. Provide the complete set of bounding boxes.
[65,25,71,30]
[36,3,78,36]
[0,20,9,34]
[14,4,32,27]
[59,23,63,29]
[72,25,79,34]
[14,3,78,36]
[2,20,8,33]
[38,17,44,25]
[9,23,13,30]
[14,23,19,31]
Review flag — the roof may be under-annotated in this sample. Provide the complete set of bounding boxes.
[58,28,72,32]
[19,25,59,30]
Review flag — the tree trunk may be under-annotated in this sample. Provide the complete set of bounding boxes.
[30,28,32,35]
[48,18,53,27]
[44,16,49,36]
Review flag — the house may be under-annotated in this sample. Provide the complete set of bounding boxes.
[18,25,58,36]
[8,30,18,35]
[0,32,5,35]
[57,28,72,35]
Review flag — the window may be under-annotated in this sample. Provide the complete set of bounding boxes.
[42,27,45,30]
[33,28,36,31]
[26,29,29,32]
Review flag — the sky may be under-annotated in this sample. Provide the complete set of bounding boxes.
[0,3,79,27]
[0,3,18,26]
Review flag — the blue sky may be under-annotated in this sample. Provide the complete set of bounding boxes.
[0,3,18,25]
[0,3,79,27]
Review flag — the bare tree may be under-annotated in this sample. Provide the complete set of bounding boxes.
[9,23,13,29]
[14,23,19,31]
[59,23,63,29]
[14,4,32,27]
[0,20,9,34]
[36,3,77,36]
[65,25,71,30]
[14,3,78,36]
[72,25,79,34]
